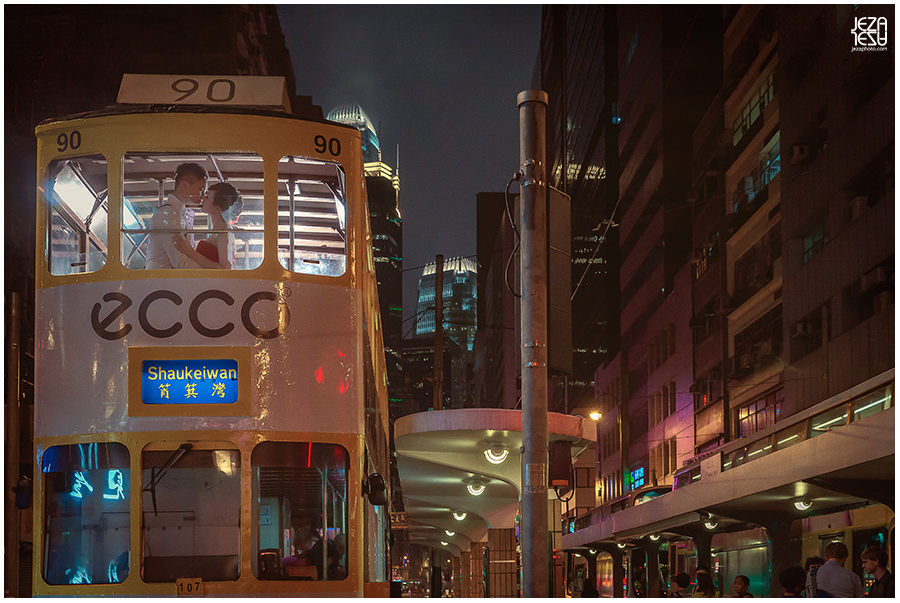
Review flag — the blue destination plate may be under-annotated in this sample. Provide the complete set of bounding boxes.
[141,359,239,405]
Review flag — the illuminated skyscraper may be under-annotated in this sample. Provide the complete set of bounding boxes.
[327,104,404,417]
[415,257,477,409]
[326,103,382,163]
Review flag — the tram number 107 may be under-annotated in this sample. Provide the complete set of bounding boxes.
[175,578,203,597]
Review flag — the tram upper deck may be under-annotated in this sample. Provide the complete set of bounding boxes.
[35,107,382,438]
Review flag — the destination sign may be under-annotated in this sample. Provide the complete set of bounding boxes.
[141,358,239,405]
[117,74,290,110]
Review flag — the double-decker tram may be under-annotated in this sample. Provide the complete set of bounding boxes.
[32,75,391,596]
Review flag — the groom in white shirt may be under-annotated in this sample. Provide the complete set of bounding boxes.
[145,162,208,269]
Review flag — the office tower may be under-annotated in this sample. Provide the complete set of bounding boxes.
[326,104,405,418]
[474,193,521,410]
[326,103,382,163]
[415,257,477,409]
[539,6,622,412]
[550,6,894,597]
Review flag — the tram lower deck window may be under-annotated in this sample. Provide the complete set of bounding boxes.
[141,442,241,583]
[41,442,130,585]
[251,442,349,581]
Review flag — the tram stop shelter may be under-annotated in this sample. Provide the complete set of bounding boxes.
[393,408,594,590]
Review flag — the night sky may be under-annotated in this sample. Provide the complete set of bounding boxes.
[276,5,541,330]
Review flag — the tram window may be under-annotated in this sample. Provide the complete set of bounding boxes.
[278,156,347,277]
[41,442,130,585]
[121,152,264,270]
[141,442,240,582]
[251,442,349,581]
[44,155,109,275]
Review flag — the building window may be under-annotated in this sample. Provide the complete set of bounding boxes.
[733,304,783,372]
[802,220,829,264]
[733,72,775,147]
[738,388,784,438]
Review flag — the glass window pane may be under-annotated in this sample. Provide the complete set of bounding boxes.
[45,156,109,275]
[42,442,130,585]
[278,156,348,277]
[122,153,264,270]
[774,421,806,452]
[809,404,849,437]
[852,386,892,422]
[252,442,349,581]
[141,443,240,582]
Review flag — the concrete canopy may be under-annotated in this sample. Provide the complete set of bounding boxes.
[394,408,595,554]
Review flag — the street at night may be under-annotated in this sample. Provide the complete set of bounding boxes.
[4,4,895,598]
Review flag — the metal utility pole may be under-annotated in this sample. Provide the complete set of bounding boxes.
[518,89,549,598]
[433,254,444,411]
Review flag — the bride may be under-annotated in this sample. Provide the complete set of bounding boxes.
[174,181,243,269]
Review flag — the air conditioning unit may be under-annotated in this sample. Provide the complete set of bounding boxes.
[849,196,868,220]
[791,322,815,339]
[739,353,753,370]
[790,145,810,165]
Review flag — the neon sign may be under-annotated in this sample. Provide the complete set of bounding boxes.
[141,359,239,404]
[631,467,645,489]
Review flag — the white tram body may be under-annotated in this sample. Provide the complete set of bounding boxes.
[32,76,391,596]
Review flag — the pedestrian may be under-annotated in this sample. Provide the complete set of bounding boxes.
[633,566,647,597]
[779,566,807,597]
[804,556,825,597]
[581,579,600,597]
[693,570,719,597]
[805,542,864,597]
[730,575,753,597]
[861,546,893,598]
[669,572,693,597]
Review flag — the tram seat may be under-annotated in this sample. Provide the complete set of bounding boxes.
[143,554,239,582]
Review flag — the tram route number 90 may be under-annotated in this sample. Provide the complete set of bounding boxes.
[171,77,236,102]
[57,131,82,152]
[315,135,341,157]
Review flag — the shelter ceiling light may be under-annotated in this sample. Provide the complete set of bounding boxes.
[466,479,486,496]
[649,534,661,541]
[453,511,467,521]
[484,445,509,465]
[794,500,813,511]
[440,541,449,546]
[617,543,627,549]
[589,549,597,555]
[445,530,455,537]
[704,521,718,530]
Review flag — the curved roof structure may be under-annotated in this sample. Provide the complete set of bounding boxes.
[394,408,595,555]
[326,103,380,163]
